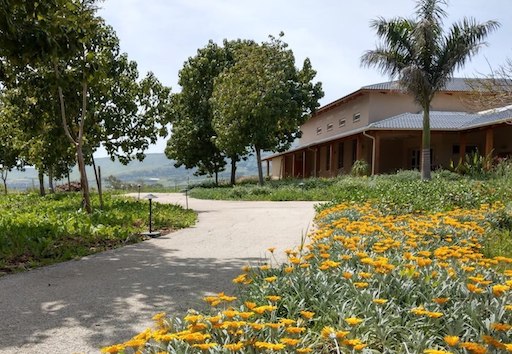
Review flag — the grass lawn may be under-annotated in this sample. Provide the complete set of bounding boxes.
[0,192,196,275]
[103,170,512,353]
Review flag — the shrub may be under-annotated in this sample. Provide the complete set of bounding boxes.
[350,160,370,177]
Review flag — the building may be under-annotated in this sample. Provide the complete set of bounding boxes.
[263,78,512,178]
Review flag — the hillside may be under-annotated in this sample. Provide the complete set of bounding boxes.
[6,153,261,190]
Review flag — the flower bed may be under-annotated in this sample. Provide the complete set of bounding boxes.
[103,202,512,353]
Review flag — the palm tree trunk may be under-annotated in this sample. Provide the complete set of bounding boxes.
[421,105,432,180]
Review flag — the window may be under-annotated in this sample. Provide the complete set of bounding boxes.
[352,139,357,164]
[353,113,361,123]
[452,145,478,155]
[316,127,322,135]
[325,146,331,171]
[412,149,434,170]
[339,119,346,127]
[327,123,333,131]
[338,142,344,169]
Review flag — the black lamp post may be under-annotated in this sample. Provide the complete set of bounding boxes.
[142,193,161,238]
[137,184,141,200]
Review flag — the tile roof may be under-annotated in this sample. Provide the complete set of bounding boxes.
[369,108,512,130]
[361,77,500,92]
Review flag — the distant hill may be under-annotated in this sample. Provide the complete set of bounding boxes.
[6,153,263,190]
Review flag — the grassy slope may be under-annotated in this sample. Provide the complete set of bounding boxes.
[0,192,197,274]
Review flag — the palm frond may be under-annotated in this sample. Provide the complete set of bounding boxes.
[414,0,447,25]
[434,18,500,89]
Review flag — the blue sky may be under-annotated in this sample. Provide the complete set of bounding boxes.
[97,0,511,156]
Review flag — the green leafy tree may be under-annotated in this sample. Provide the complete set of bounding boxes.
[361,0,499,180]
[0,0,170,211]
[165,40,255,185]
[211,35,323,185]
[0,103,23,194]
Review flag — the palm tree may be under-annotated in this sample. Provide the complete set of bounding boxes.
[361,0,499,180]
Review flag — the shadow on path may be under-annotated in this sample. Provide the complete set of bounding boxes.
[0,240,260,352]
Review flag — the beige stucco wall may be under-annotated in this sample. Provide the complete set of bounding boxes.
[270,156,283,179]
[300,95,370,145]
[300,91,471,148]
[368,91,471,123]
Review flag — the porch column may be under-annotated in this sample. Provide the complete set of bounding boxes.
[374,133,381,175]
[356,135,362,160]
[282,156,286,179]
[485,128,494,156]
[330,143,335,177]
[292,153,296,178]
[266,160,270,178]
[313,149,317,177]
[302,150,306,178]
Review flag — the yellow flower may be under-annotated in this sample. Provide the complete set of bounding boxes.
[345,317,363,326]
[280,337,300,346]
[444,336,460,346]
[491,322,512,331]
[296,348,313,353]
[254,342,285,350]
[286,326,306,334]
[264,276,278,283]
[354,282,369,289]
[267,247,276,253]
[266,295,282,302]
[433,297,450,304]
[192,343,218,350]
[232,273,247,284]
[492,284,510,297]
[424,350,453,354]
[321,326,335,338]
[372,298,388,305]
[224,342,244,351]
[459,342,487,354]
[300,310,315,319]
[101,344,125,353]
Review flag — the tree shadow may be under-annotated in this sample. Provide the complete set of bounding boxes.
[0,240,263,352]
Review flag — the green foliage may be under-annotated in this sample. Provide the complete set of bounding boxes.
[190,170,512,215]
[211,34,323,185]
[450,151,494,178]
[350,159,370,177]
[0,192,196,274]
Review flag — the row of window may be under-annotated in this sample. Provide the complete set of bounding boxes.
[317,113,361,135]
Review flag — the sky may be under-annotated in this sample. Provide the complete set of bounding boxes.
[97,0,512,156]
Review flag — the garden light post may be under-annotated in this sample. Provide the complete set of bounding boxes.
[137,184,141,200]
[142,193,160,238]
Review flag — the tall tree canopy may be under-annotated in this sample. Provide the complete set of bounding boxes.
[361,0,499,180]
[0,0,170,212]
[211,35,323,185]
[165,40,255,185]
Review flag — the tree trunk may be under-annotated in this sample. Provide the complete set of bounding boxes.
[230,156,237,186]
[48,169,55,194]
[421,105,432,180]
[214,171,218,186]
[1,170,7,195]
[38,170,46,196]
[76,145,91,213]
[255,146,264,186]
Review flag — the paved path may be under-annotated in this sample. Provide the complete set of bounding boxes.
[0,194,318,354]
